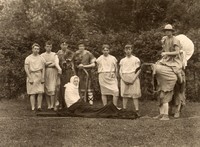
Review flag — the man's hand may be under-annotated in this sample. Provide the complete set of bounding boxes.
[29,78,34,85]
[161,52,167,56]
[122,80,132,85]
[58,68,62,74]
[41,78,45,84]
[78,64,84,69]
[45,62,52,67]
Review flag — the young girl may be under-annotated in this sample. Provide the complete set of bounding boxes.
[41,41,61,110]
[119,44,141,117]
[24,43,45,111]
[96,44,119,106]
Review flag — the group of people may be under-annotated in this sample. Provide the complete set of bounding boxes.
[24,40,141,115]
[25,24,191,120]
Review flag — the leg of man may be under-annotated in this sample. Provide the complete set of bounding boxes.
[160,105,164,115]
[50,95,55,109]
[133,98,141,117]
[37,93,43,109]
[30,95,36,110]
[113,96,118,107]
[133,98,139,111]
[102,95,107,106]
[123,97,128,109]
[46,95,51,109]
[160,102,169,120]
[153,105,164,119]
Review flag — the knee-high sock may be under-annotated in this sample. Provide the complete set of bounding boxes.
[88,91,93,101]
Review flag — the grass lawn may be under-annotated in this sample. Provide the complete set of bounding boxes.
[0,98,200,147]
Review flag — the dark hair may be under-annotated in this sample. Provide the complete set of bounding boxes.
[102,44,110,50]
[45,40,52,46]
[78,39,85,46]
[125,44,133,49]
[32,43,40,49]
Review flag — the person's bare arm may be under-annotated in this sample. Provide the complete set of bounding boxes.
[45,61,52,66]
[79,58,96,69]
[54,55,62,74]
[130,69,141,84]
[115,64,119,78]
[119,66,131,85]
[24,64,33,84]
[82,62,95,68]
[41,63,45,84]
[162,45,180,56]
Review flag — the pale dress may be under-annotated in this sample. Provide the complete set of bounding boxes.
[25,54,45,95]
[96,55,119,96]
[120,55,141,98]
[41,52,58,96]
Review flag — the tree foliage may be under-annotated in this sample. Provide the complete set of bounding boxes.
[0,0,200,101]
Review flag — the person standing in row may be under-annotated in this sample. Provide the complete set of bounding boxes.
[154,24,183,120]
[41,41,62,110]
[73,41,96,105]
[119,45,141,117]
[57,41,75,109]
[24,43,45,111]
[96,44,119,106]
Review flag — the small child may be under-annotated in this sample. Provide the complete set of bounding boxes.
[119,44,141,117]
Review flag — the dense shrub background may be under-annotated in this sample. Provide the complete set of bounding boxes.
[0,0,200,101]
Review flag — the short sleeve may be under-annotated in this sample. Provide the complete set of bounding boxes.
[56,50,62,60]
[113,56,117,63]
[96,56,101,64]
[89,52,96,63]
[55,54,59,64]
[25,57,29,65]
[136,58,141,68]
[119,59,123,66]
[173,37,181,48]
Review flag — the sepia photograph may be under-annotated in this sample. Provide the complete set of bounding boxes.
[0,0,199,146]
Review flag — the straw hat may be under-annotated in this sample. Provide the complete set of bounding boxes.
[163,24,174,31]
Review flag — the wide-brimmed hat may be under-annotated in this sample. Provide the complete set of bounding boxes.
[163,24,174,31]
